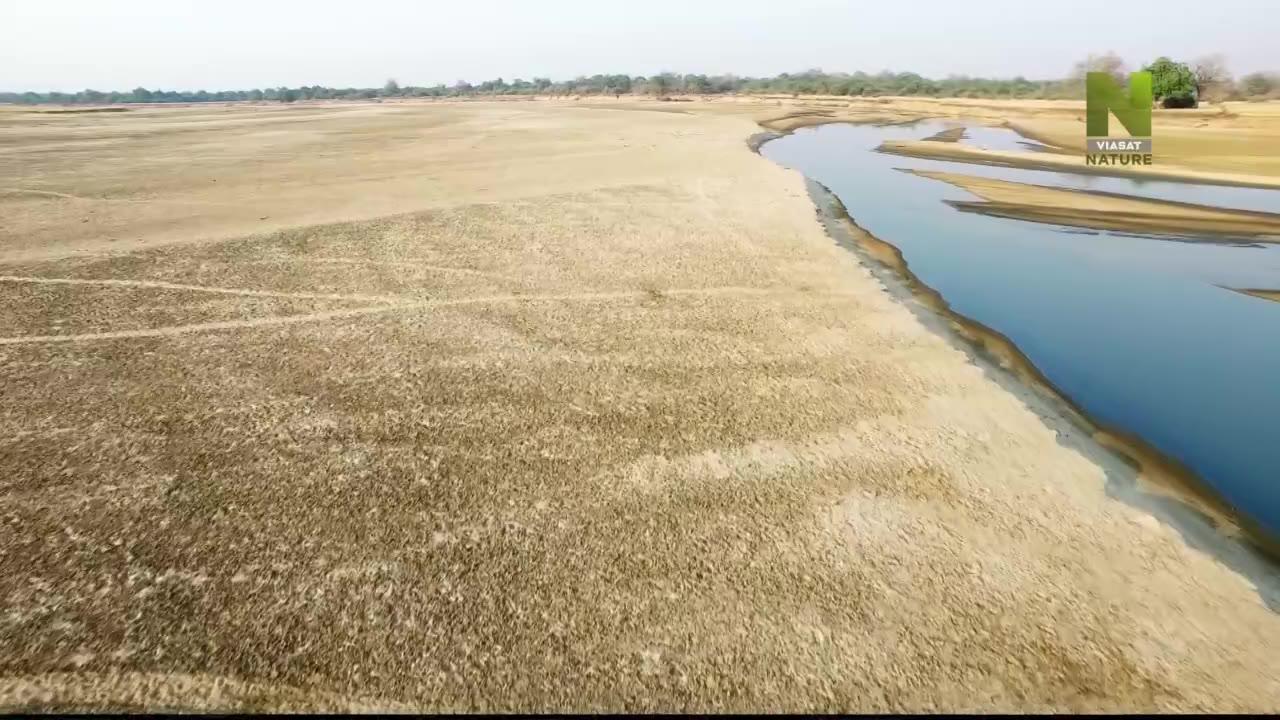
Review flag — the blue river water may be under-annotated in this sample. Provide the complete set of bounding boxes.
[761,122,1280,534]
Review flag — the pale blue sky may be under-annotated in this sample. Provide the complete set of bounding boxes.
[3,0,1276,92]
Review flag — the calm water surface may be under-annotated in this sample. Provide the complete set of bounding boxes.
[762,122,1280,533]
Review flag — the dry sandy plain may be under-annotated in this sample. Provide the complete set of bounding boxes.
[2,97,1280,712]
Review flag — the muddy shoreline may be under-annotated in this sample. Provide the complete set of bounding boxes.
[749,125,1280,569]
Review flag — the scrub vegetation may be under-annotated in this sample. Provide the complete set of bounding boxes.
[4,54,1277,106]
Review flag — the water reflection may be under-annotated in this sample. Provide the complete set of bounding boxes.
[762,122,1280,534]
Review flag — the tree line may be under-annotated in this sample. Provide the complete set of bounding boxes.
[4,55,1277,106]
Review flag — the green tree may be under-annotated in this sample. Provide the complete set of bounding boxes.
[606,74,632,95]
[684,74,711,94]
[1143,56,1197,107]
[650,73,674,98]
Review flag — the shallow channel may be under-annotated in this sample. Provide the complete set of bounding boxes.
[761,121,1280,537]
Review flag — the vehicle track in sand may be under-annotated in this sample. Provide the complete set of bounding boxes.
[0,275,407,303]
[0,285,852,345]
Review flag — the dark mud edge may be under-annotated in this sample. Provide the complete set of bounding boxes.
[749,127,1280,585]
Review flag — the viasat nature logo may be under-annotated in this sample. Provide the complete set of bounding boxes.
[1086,71,1153,166]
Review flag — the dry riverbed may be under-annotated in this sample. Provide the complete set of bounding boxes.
[1,99,1279,712]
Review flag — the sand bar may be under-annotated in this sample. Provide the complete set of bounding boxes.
[905,169,1280,239]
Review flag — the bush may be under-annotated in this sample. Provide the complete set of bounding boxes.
[1239,72,1278,98]
[1143,56,1197,107]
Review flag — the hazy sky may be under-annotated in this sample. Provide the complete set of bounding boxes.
[3,0,1277,92]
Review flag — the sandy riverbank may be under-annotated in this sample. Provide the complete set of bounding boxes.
[877,138,1280,189]
[2,100,1279,712]
[1237,289,1280,303]
[735,94,1280,188]
[904,169,1280,239]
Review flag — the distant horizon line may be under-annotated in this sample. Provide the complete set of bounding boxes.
[0,66,1179,95]
[6,61,1275,100]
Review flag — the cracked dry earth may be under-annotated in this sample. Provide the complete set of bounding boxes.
[1,102,1279,712]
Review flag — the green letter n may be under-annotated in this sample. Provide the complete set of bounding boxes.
[1087,71,1152,138]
